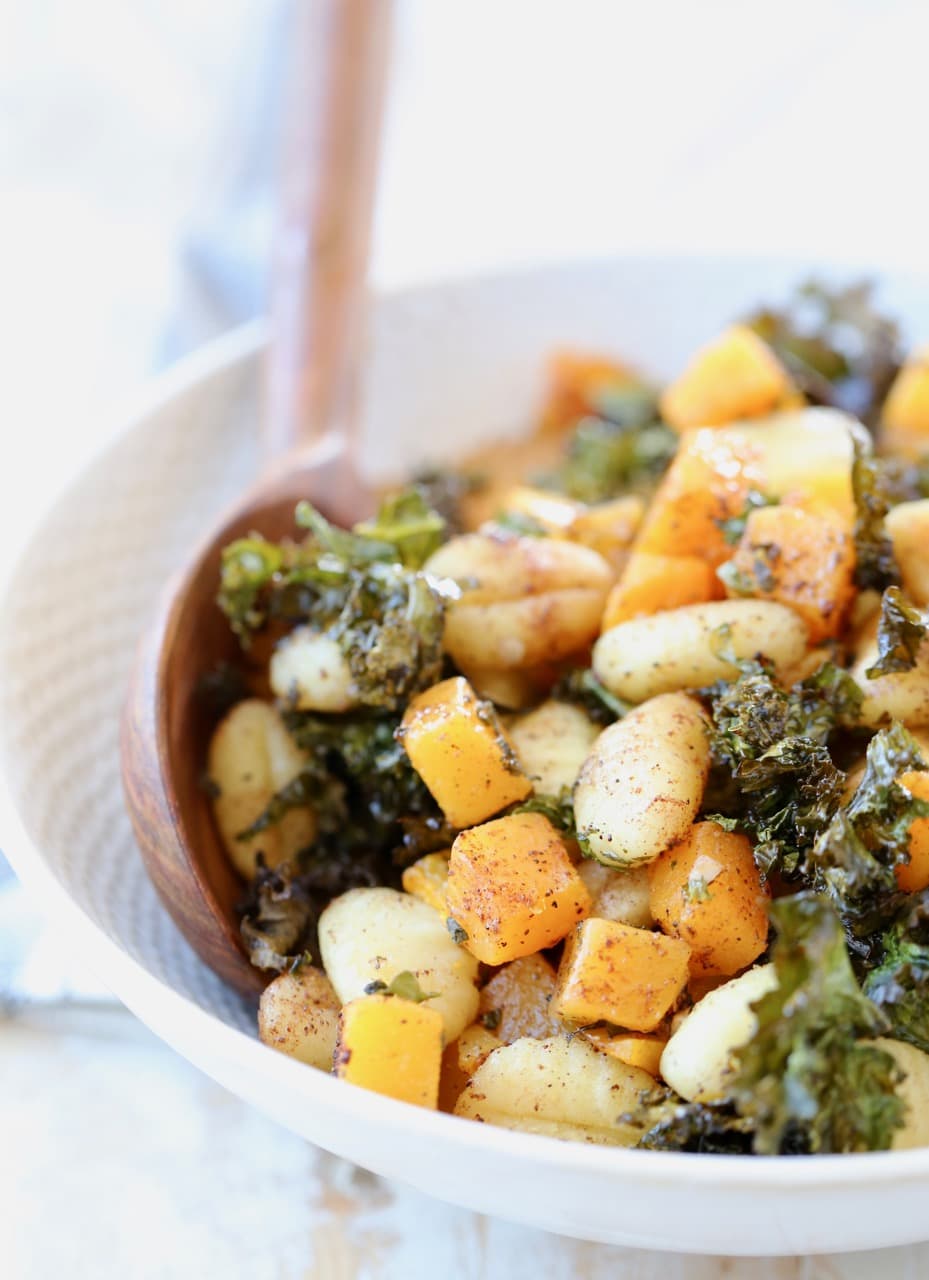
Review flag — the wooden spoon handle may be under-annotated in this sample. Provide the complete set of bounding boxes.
[265,0,392,461]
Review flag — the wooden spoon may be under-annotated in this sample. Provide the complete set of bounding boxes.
[121,0,392,995]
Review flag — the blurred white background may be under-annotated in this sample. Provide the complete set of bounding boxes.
[2,0,928,537]
[2,3,929,1274]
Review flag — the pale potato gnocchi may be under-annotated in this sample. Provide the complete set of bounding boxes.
[202,282,929,1157]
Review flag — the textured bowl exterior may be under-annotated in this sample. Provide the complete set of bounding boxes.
[4,257,929,1254]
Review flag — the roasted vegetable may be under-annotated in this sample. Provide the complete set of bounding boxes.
[863,892,929,1053]
[809,722,929,937]
[866,586,928,678]
[744,279,902,429]
[730,893,904,1154]
[218,500,449,711]
[626,1089,756,1155]
[851,427,901,591]
[706,657,861,879]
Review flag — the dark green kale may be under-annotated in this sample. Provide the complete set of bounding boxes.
[744,279,902,429]
[218,499,449,711]
[808,722,929,938]
[512,787,577,837]
[545,381,677,504]
[196,661,250,717]
[730,893,904,1154]
[706,658,860,879]
[239,858,319,972]
[864,892,929,1053]
[405,467,484,537]
[866,586,928,679]
[551,668,631,726]
[624,1088,755,1155]
[851,426,901,591]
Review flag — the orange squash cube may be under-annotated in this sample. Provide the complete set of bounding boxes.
[722,503,855,643]
[582,1026,666,1076]
[477,952,561,1043]
[540,350,639,431]
[446,813,591,965]
[648,821,770,978]
[334,994,443,1108]
[401,850,451,916]
[635,428,766,570]
[552,918,691,1032]
[660,325,795,432]
[897,771,929,893]
[883,348,929,457]
[400,677,531,829]
[602,551,721,629]
[568,495,645,572]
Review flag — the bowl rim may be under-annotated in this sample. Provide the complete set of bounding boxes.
[4,252,929,1195]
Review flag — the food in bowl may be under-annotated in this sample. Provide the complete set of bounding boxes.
[202,280,929,1155]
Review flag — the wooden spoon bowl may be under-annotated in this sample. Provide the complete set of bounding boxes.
[121,452,373,995]
[121,0,390,995]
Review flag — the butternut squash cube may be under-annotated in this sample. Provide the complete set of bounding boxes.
[648,820,770,978]
[602,551,720,629]
[723,503,855,643]
[897,770,929,893]
[400,677,531,829]
[401,850,451,916]
[635,428,766,569]
[553,918,690,1032]
[568,495,645,572]
[478,952,561,1043]
[883,348,929,456]
[334,994,443,1108]
[582,1026,666,1077]
[446,813,591,964]
[660,325,795,431]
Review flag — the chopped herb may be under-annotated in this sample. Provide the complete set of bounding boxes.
[447,917,469,945]
[717,491,778,547]
[512,787,577,836]
[866,586,928,679]
[363,970,439,1003]
[682,875,711,903]
[480,1008,502,1031]
[730,892,904,1154]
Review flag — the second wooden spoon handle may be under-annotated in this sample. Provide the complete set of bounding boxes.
[266,0,393,461]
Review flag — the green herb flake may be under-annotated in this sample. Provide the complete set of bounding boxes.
[363,970,439,1003]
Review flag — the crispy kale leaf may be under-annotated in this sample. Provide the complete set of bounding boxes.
[851,426,901,591]
[808,722,929,937]
[866,586,928,678]
[625,1088,755,1155]
[744,279,902,429]
[545,383,677,503]
[551,667,631,726]
[730,893,904,1154]
[706,658,859,878]
[239,859,319,972]
[218,499,450,710]
[864,892,929,1053]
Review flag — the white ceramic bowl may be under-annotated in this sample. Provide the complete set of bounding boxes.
[4,255,929,1256]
